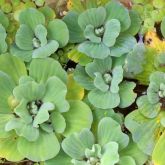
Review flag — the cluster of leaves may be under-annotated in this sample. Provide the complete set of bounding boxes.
[132,0,165,33]
[0,0,165,165]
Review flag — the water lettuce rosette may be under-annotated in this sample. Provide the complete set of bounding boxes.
[11,7,69,62]
[0,54,93,162]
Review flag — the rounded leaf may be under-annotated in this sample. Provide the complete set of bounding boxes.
[15,24,34,51]
[78,41,110,59]
[161,17,165,38]
[19,8,45,30]
[63,100,93,137]
[105,1,131,31]
[97,117,129,150]
[88,89,120,109]
[63,11,85,43]
[0,54,27,84]
[29,58,67,84]
[47,19,69,48]
[78,7,106,30]
[152,132,165,165]
[0,136,24,162]
[17,131,60,162]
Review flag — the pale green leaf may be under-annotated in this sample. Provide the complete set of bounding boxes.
[15,24,34,51]
[103,19,120,47]
[78,7,106,30]
[63,100,93,137]
[0,54,27,84]
[17,131,60,162]
[29,58,67,83]
[78,41,110,59]
[47,19,69,48]
[88,89,120,109]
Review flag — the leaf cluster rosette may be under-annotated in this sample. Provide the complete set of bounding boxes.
[0,54,93,162]
[74,56,137,109]
[60,117,147,165]
[0,10,9,54]
[132,0,165,33]
[63,1,141,59]
[125,71,165,156]
[10,7,69,62]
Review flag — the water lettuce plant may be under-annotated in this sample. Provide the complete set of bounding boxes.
[11,7,69,62]
[63,1,139,59]
[125,71,165,155]
[0,54,92,162]
[74,56,137,109]
[61,117,147,165]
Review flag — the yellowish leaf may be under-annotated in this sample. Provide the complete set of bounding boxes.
[66,73,84,100]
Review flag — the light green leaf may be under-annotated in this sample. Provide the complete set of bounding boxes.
[152,131,165,165]
[63,11,85,43]
[161,17,165,38]
[19,8,45,30]
[119,81,137,108]
[120,139,148,165]
[62,128,94,159]
[125,10,142,35]
[85,144,101,159]
[43,76,69,113]
[5,118,39,142]
[17,131,60,162]
[51,111,66,134]
[40,123,53,133]
[103,19,120,47]
[33,102,55,128]
[32,40,59,58]
[0,136,24,162]
[78,7,106,30]
[147,82,160,104]
[97,117,129,150]
[88,89,120,109]
[84,25,101,43]
[78,41,110,59]
[10,44,33,62]
[94,72,109,92]
[0,114,14,138]
[15,24,34,51]
[63,100,93,137]
[118,156,136,165]
[74,65,95,90]
[124,43,146,76]
[34,24,47,46]
[29,58,67,83]
[0,72,15,113]
[45,150,72,165]
[111,34,137,57]
[0,54,27,84]
[110,66,123,93]
[13,81,45,101]
[85,56,112,78]
[101,142,119,165]
[105,1,131,31]
[137,96,161,118]
[14,99,32,123]
[125,111,165,155]
[47,19,69,48]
